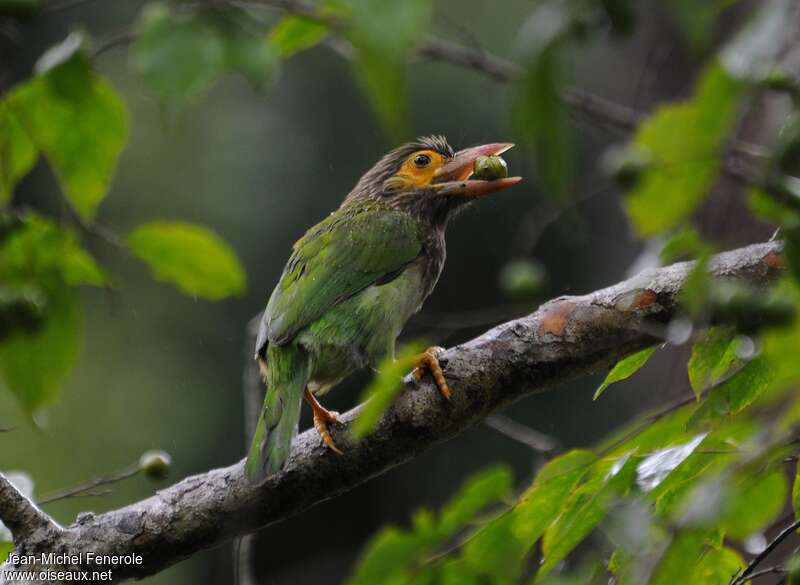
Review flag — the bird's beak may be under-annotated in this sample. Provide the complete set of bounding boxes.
[431,143,522,198]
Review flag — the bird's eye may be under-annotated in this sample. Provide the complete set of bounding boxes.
[413,153,432,168]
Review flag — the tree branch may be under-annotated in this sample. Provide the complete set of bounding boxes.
[0,240,783,583]
[0,473,61,545]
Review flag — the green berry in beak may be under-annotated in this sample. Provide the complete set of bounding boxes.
[473,155,508,181]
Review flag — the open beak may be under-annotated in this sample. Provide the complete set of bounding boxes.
[432,142,522,198]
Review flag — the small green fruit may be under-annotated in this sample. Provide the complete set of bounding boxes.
[139,450,172,481]
[473,155,508,181]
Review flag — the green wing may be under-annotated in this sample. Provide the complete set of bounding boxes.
[257,206,422,349]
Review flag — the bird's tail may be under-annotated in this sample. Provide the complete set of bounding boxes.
[245,344,310,482]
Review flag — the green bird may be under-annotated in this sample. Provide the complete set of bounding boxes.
[246,136,521,481]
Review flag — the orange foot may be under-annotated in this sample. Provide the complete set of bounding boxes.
[304,388,343,455]
[412,346,452,401]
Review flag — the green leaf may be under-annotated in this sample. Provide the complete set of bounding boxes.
[221,20,279,91]
[647,530,716,585]
[668,0,719,50]
[515,45,573,200]
[346,466,512,585]
[680,470,787,539]
[269,15,329,57]
[690,546,745,585]
[594,346,658,400]
[461,451,595,583]
[687,327,740,398]
[346,0,432,140]
[6,50,127,221]
[538,453,638,579]
[352,342,424,439]
[0,102,37,204]
[514,1,577,201]
[0,214,107,287]
[127,220,246,301]
[688,356,773,427]
[720,471,787,539]
[439,466,513,534]
[793,460,800,520]
[623,63,743,236]
[0,283,81,412]
[134,3,226,103]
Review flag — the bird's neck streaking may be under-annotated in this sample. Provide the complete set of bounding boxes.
[340,189,469,232]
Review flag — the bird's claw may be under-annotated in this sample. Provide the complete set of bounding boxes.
[304,388,343,455]
[412,346,452,401]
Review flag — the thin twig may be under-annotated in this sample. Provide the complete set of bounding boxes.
[732,520,800,585]
[484,414,559,453]
[36,464,140,505]
[744,566,787,581]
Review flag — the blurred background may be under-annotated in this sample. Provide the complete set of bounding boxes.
[0,1,778,583]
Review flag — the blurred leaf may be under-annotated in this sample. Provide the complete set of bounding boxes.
[681,253,710,316]
[127,220,246,300]
[220,17,279,91]
[793,460,800,520]
[460,451,595,583]
[647,530,722,585]
[352,342,424,439]
[0,282,81,412]
[439,465,512,534]
[6,50,127,221]
[688,357,772,427]
[515,45,572,200]
[748,187,794,223]
[346,0,432,140]
[538,454,638,579]
[0,103,37,205]
[462,514,524,583]
[761,280,800,392]
[660,226,708,263]
[269,15,329,57]
[134,3,226,103]
[636,433,707,492]
[0,214,107,287]
[623,63,743,236]
[719,471,787,538]
[594,346,658,400]
[690,545,745,585]
[688,328,740,398]
[668,0,719,50]
[346,466,512,585]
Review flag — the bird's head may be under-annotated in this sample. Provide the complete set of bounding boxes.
[343,135,521,224]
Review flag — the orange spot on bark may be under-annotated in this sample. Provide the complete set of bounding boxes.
[762,252,785,269]
[613,288,658,312]
[539,301,574,336]
[630,289,657,310]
